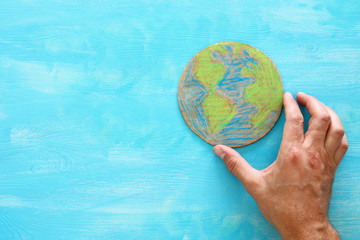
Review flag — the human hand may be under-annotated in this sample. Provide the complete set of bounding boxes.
[213,92,348,239]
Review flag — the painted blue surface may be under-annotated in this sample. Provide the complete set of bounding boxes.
[0,0,359,239]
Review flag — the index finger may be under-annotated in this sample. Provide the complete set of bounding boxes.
[282,92,304,143]
[296,92,331,145]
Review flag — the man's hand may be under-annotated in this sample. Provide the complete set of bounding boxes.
[213,92,348,240]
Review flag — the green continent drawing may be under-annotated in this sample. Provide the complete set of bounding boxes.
[194,44,237,134]
[178,41,283,147]
[240,47,283,131]
[203,90,237,134]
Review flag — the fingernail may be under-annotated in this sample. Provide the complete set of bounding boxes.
[285,92,292,97]
[213,146,225,160]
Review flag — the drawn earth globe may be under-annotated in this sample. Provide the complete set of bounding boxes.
[178,41,283,147]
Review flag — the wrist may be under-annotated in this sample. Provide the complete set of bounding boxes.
[280,221,340,240]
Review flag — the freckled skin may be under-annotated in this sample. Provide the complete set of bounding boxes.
[214,92,347,239]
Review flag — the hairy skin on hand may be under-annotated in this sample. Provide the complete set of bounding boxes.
[214,92,348,240]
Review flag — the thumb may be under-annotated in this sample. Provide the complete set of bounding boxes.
[213,145,260,190]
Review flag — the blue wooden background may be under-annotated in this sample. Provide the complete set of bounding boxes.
[0,0,359,239]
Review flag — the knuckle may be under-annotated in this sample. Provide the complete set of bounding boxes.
[288,145,302,163]
[290,114,304,123]
[340,142,349,152]
[225,156,239,174]
[293,114,304,123]
[317,112,331,123]
[308,151,323,169]
[333,128,345,138]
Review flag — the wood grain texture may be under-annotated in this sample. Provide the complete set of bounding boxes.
[0,0,359,239]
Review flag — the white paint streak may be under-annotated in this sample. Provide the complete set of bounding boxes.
[0,195,30,208]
